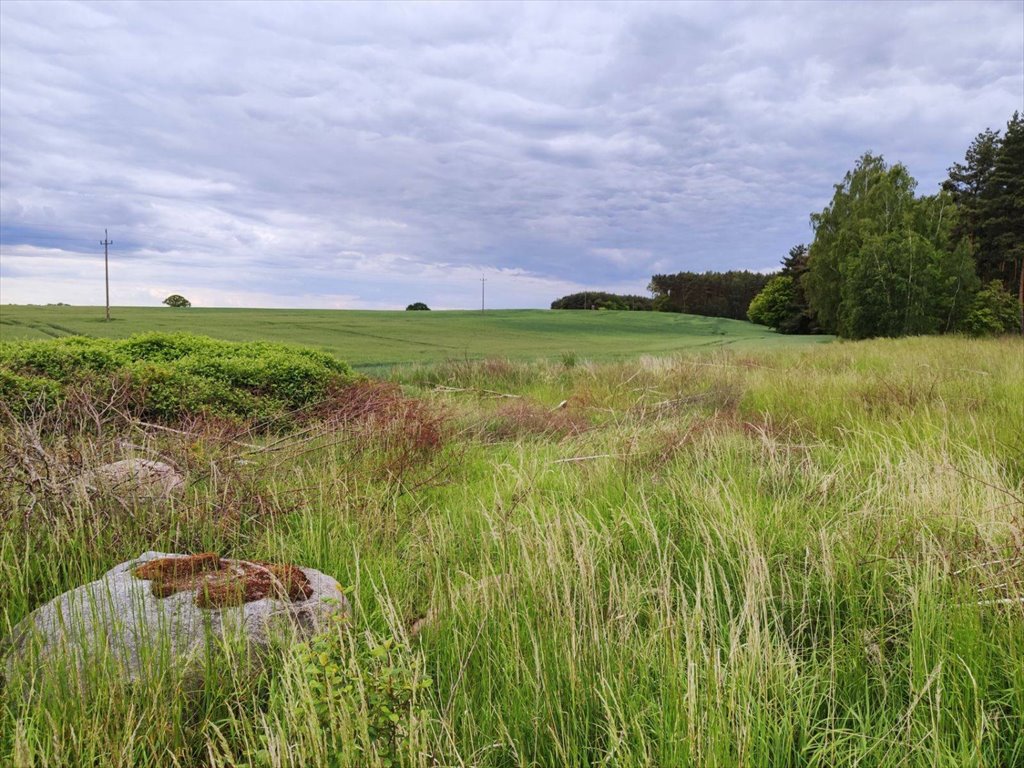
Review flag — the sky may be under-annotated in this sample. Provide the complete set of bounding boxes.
[1,1,1022,310]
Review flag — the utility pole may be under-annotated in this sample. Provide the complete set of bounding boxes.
[101,229,113,321]
[480,275,487,313]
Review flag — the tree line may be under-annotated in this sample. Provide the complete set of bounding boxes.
[551,112,1022,337]
[551,275,767,319]
[752,112,1023,338]
[647,271,770,320]
[550,292,653,311]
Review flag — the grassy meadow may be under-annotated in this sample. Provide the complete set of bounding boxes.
[0,305,829,371]
[1,323,1023,766]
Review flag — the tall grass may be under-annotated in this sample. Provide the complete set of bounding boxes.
[2,336,1022,766]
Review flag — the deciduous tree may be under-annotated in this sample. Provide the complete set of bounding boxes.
[805,155,976,338]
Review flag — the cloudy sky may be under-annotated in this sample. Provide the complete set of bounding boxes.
[1,1,1021,310]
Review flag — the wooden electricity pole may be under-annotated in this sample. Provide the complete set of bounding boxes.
[481,275,487,313]
[101,229,113,321]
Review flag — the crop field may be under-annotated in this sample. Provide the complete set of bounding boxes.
[0,305,830,371]
[1,329,1022,767]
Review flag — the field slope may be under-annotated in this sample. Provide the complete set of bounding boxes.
[0,305,830,370]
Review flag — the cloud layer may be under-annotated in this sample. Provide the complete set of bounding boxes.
[1,1,1021,308]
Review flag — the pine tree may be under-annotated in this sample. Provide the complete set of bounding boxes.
[982,112,1024,331]
[943,127,1000,252]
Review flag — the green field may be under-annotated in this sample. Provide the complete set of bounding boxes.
[0,305,830,370]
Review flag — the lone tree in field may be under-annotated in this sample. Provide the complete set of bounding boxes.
[406,302,430,311]
[163,294,191,308]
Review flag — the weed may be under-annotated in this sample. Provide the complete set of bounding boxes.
[280,615,433,768]
[482,398,590,441]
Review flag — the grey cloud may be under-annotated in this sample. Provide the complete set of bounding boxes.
[1,1,1021,308]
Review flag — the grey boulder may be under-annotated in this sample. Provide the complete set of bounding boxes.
[4,551,349,682]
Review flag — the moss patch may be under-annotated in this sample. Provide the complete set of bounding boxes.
[133,554,313,608]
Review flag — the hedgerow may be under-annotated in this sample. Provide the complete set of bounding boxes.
[0,333,353,423]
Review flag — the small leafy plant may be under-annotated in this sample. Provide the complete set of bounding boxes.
[287,613,433,767]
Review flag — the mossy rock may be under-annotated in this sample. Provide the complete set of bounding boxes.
[4,552,350,684]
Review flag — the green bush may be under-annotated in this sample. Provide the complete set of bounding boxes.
[118,333,221,363]
[124,360,265,421]
[962,281,1021,336]
[747,275,797,330]
[0,336,128,383]
[0,333,353,423]
[0,368,61,411]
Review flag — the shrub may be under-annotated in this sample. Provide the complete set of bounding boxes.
[0,368,61,411]
[0,336,128,383]
[162,294,191,308]
[118,333,219,362]
[747,275,797,329]
[0,333,353,424]
[405,302,430,311]
[125,360,261,420]
[962,281,1021,336]
[311,379,453,493]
